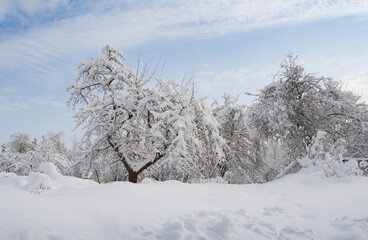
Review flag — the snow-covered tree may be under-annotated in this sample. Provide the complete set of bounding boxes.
[177,98,226,181]
[0,132,71,175]
[317,81,368,158]
[67,147,129,182]
[247,54,368,163]
[40,132,67,154]
[9,133,34,153]
[33,132,70,172]
[67,45,225,183]
[213,94,265,183]
[145,92,226,182]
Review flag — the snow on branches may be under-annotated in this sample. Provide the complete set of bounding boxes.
[67,45,225,183]
[247,54,368,161]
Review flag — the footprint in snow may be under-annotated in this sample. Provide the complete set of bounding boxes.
[279,226,314,240]
[141,210,233,240]
[263,205,284,216]
[332,216,368,239]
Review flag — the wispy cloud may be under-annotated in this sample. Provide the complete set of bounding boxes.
[0,96,29,112]
[31,97,65,107]
[0,86,29,111]
[341,70,368,102]
[0,0,68,21]
[1,0,368,88]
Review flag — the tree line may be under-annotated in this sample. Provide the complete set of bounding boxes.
[1,47,367,183]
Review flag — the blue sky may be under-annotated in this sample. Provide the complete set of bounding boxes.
[1,0,368,147]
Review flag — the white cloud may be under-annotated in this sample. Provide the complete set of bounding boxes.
[0,86,30,111]
[0,96,29,112]
[31,97,65,107]
[1,0,368,88]
[0,0,68,21]
[196,71,215,76]
[341,70,368,103]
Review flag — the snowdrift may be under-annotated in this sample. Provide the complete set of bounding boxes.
[1,163,367,239]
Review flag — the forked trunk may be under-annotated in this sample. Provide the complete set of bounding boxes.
[128,171,138,183]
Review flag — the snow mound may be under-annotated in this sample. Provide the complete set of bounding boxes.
[15,162,59,193]
[0,162,97,194]
[0,167,53,194]
[21,172,53,194]
[38,162,96,189]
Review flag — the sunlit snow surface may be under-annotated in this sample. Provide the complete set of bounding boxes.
[1,164,367,240]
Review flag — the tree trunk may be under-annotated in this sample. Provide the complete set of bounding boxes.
[128,171,138,183]
[107,135,165,184]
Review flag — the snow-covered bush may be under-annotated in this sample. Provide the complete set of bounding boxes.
[304,131,363,177]
[0,132,72,175]
[21,172,53,194]
[276,131,363,179]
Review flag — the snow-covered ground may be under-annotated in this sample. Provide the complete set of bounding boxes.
[1,163,367,240]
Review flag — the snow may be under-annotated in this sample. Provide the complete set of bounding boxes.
[1,163,368,239]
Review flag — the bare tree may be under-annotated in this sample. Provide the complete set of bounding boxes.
[9,133,34,153]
